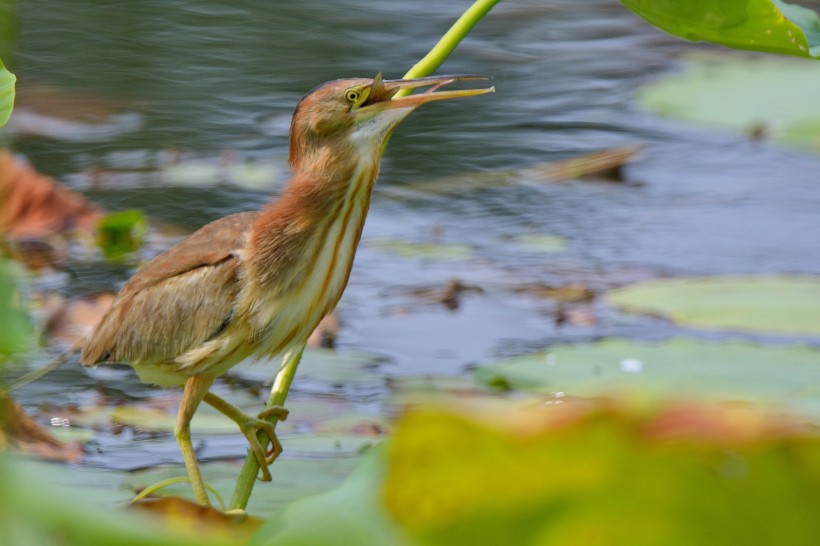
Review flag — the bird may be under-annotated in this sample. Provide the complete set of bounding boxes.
[80,73,493,506]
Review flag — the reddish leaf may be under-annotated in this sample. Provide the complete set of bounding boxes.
[0,150,102,240]
[0,391,82,462]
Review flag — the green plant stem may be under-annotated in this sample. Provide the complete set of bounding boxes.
[228,343,305,511]
[399,0,501,88]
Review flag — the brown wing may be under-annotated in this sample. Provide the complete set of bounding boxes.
[81,211,259,366]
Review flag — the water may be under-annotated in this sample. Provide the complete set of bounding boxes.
[5,0,820,472]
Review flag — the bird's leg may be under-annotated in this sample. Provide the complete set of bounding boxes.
[176,374,216,506]
[203,392,288,481]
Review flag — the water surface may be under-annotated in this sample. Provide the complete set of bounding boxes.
[5,0,820,475]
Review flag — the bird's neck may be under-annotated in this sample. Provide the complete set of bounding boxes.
[245,143,381,296]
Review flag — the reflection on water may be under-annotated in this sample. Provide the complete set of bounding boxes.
[5,0,820,469]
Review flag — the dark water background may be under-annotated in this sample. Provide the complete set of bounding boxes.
[4,0,820,475]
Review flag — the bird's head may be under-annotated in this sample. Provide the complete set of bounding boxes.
[288,74,494,169]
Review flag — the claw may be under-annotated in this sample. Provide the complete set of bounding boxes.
[241,405,289,480]
[203,393,289,483]
[257,405,288,470]
[243,418,277,481]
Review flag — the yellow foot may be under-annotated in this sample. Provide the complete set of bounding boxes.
[204,393,289,482]
[240,409,287,481]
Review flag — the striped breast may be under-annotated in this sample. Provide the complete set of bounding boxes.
[235,154,379,363]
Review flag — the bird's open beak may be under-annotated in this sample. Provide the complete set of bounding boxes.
[363,74,494,110]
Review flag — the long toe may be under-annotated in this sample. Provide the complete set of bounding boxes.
[245,430,271,482]
[265,433,283,466]
[242,417,285,481]
[244,430,272,482]
[259,405,289,422]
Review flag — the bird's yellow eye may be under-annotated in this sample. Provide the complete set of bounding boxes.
[344,88,362,104]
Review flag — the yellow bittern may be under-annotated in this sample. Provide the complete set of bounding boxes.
[81,74,493,506]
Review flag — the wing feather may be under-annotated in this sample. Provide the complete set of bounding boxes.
[81,211,258,365]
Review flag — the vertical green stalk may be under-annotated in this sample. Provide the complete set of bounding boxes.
[228,0,500,512]
[229,344,304,510]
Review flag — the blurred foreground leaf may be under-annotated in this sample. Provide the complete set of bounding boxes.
[475,338,820,420]
[383,401,820,545]
[0,58,13,127]
[621,0,820,58]
[638,54,820,151]
[608,275,820,335]
[0,455,237,546]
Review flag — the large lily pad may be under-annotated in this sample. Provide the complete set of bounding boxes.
[127,458,359,515]
[608,275,820,336]
[475,338,820,419]
[638,54,820,150]
[621,0,820,58]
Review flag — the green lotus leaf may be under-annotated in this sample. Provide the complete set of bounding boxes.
[608,275,820,336]
[475,338,820,420]
[621,0,820,58]
[638,54,820,151]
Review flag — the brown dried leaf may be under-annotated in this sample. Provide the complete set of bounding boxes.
[512,281,595,303]
[0,150,103,239]
[403,278,485,311]
[0,390,82,462]
[14,82,128,125]
[528,144,644,183]
[392,145,644,198]
[554,304,599,327]
[130,497,263,541]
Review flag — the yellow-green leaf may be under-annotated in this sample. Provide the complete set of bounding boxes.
[608,275,820,336]
[0,59,14,127]
[382,402,820,545]
[622,0,820,58]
